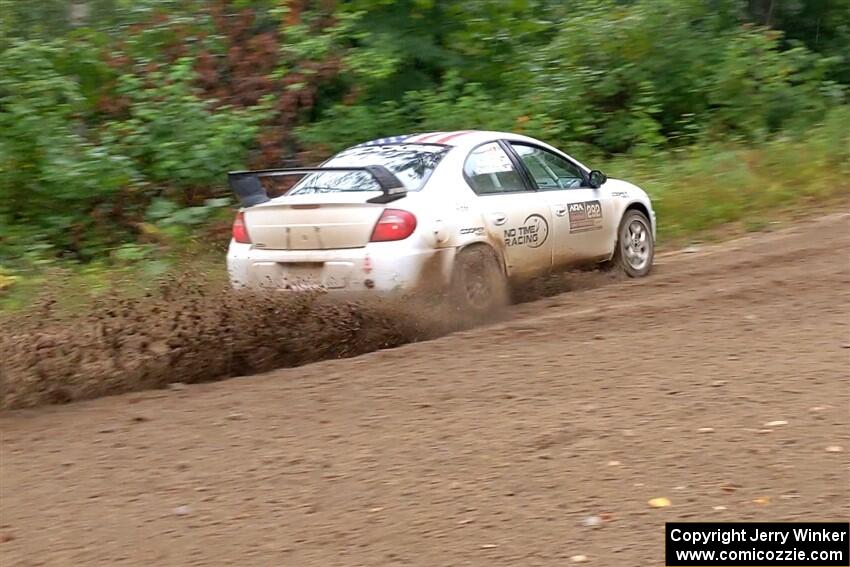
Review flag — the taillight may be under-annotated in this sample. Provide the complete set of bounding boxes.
[232,211,251,244]
[370,209,417,242]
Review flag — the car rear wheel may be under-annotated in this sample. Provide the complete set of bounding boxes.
[608,210,654,277]
[449,246,509,317]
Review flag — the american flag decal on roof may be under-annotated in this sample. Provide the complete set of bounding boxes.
[354,131,476,147]
[355,134,421,147]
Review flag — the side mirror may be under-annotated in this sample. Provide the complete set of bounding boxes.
[588,170,607,189]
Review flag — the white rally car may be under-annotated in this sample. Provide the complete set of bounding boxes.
[227,130,655,312]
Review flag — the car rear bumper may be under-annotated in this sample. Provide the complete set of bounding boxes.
[226,241,454,293]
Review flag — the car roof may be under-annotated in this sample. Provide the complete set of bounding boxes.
[354,130,539,150]
[350,130,591,173]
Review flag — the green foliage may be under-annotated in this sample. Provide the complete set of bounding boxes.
[745,0,850,83]
[0,41,137,259]
[0,0,848,265]
[0,41,269,263]
[294,0,845,153]
[298,74,526,151]
[108,58,269,191]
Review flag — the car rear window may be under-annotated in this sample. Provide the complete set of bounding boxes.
[288,144,450,195]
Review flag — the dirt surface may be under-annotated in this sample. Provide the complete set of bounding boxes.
[2,214,849,566]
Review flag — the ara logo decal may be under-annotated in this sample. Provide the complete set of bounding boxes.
[568,200,603,233]
[504,214,549,248]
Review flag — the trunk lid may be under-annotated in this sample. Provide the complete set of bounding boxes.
[243,192,385,250]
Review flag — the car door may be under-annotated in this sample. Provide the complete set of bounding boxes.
[463,141,553,278]
[506,142,615,267]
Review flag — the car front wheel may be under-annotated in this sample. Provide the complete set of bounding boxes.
[609,210,654,277]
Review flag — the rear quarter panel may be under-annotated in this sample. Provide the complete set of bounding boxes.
[419,148,510,272]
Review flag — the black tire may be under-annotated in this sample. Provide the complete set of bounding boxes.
[449,246,509,317]
[607,210,654,277]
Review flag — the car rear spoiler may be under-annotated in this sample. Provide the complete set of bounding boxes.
[227,165,408,207]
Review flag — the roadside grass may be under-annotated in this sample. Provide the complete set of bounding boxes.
[1,107,848,313]
[0,239,230,312]
[610,106,850,241]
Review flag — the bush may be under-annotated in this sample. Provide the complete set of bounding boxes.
[0,41,137,261]
[0,42,269,263]
[0,0,847,264]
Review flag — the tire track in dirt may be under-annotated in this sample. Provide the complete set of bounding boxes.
[1,214,848,567]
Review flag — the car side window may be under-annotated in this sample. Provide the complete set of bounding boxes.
[510,143,585,190]
[463,142,527,195]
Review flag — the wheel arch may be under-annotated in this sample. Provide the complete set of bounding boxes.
[624,201,652,228]
[605,201,654,262]
[454,240,508,277]
[605,201,655,277]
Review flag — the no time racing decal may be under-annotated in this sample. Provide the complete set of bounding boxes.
[504,214,549,248]
[568,200,603,233]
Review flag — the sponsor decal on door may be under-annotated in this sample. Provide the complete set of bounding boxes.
[568,200,603,233]
[504,214,549,248]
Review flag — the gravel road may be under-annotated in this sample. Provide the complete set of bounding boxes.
[1,213,848,566]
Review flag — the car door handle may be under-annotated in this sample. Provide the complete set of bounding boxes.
[554,206,568,217]
[490,213,508,226]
